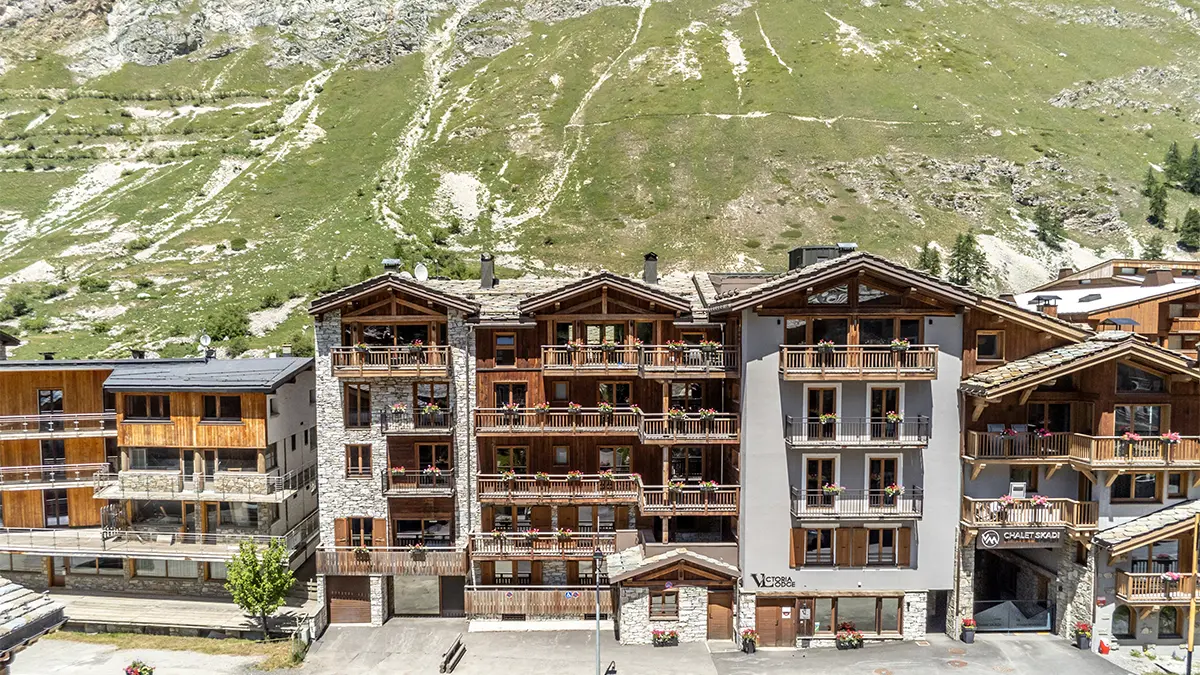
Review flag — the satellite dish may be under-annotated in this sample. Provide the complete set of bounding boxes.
[414,262,429,282]
[399,271,414,280]
[199,333,212,348]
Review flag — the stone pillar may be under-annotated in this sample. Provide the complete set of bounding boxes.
[1055,542,1094,638]
[902,591,928,640]
[449,311,476,544]
[947,536,975,639]
[736,589,756,634]
[369,575,386,626]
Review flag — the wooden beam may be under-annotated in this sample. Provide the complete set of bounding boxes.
[971,400,989,422]
[1046,463,1063,479]
[1138,606,1154,621]
[1106,470,1123,487]
[1192,472,1200,489]
[963,529,977,547]
[602,287,608,314]
[1018,389,1034,406]
[1077,467,1096,485]
[971,463,987,481]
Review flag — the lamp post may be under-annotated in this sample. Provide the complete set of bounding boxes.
[1187,513,1199,675]
[594,547,603,675]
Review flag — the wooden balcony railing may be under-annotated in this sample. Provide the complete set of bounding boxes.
[639,346,739,378]
[790,487,923,519]
[960,497,1098,530]
[639,413,739,444]
[329,346,450,377]
[1170,317,1200,334]
[383,468,454,496]
[465,586,612,618]
[1068,434,1200,467]
[0,463,109,488]
[541,345,639,374]
[786,416,929,447]
[477,473,640,504]
[1115,570,1196,604]
[964,431,1072,461]
[468,532,616,559]
[778,345,938,380]
[379,410,452,434]
[0,413,116,439]
[316,546,467,576]
[640,485,739,515]
[474,408,639,435]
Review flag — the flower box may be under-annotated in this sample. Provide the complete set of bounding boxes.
[567,471,583,482]
[699,481,718,493]
[389,403,408,415]
[961,618,976,644]
[889,338,911,352]
[816,340,836,354]
[652,629,679,647]
[535,472,550,483]
[822,483,845,496]
[403,340,423,355]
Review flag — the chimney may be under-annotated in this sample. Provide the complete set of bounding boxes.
[40,352,55,361]
[204,348,216,361]
[480,253,496,290]
[382,258,402,273]
[1031,295,1060,317]
[999,293,1016,304]
[1057,267,1076,280]
[281,344,293,356]
[1143,267,1174,287]
[130,349,145,359]
[643,252,658,284]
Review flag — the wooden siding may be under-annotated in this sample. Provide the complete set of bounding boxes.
[1,440,40,467]
[0,369,110,416]
[2,490,43,528]
[389,497,456,521]
[66,486,101,526]
[116,392,267,448]
[65,437,106,465]
[476,438,733,484]
[962,309,1074,377]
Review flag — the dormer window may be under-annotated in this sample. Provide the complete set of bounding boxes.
[1117,364,1165,393]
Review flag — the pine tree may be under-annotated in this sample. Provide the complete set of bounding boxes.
[1142,233,1165,260]
[916,241,942,277]
[1149,183,1169,227]
[224,539,295,635]
[359,263,373,281]
[1033,204,1066,250]
[1186,143,1200,195]
[1165,141,1184,183]
[948,230,989,289]
[1182,208,1200,250]
[1143,167,1158,197]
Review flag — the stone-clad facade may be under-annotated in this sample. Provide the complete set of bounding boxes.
[618,586,708,644]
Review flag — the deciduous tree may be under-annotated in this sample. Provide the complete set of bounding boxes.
[225,539,295,636]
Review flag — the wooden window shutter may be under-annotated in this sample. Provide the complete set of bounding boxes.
[481,561,495,585]
[531,506,552,530]
[835,528,852,566]
[789,529,796,568]
[372,518,388,548]
[481,506,494,530]
[851,528,868,567]
[567,561,579,585]
[334,518,349,547]
[897,527,912,568]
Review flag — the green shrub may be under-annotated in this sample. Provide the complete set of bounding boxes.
[78,277,110,293]
[5,292,32,317]
[158,342,196,358]
[92,321,111,335]
[38,284,67,300]
[134,277,154,289]
[230,237,248,251]
[260,293,283,310]
[126,236,154,253]
[831,215,847,223]
[288,334,314,357]
[744,239,762,249]
[226,336,249,356]
[202,306,250,341]
[0,303,14,321]
[20,316,49,333]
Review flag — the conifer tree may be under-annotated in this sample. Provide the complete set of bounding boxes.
[1143,167,1158,197]
[1186,143,1200,195]
[948,231,989,289]
[1182,208,1200,250]
[1033,204,1066,250]
[1142,233,1165,260]
[1149,183,1169,227]
[916,241,942,277]
[1165,141,1184,182]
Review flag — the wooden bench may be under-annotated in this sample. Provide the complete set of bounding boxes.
[439,632,464,674]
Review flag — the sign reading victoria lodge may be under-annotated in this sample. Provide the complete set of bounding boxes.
[975,527,1063,550]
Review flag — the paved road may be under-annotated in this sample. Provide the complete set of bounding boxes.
[16,640,258,675]
[50,589,318,634]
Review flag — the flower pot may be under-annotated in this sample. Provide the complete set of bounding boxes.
[653,637,678,647]
[961,629,975,644]
[742,639,756,654]
[1076,636,1090,651]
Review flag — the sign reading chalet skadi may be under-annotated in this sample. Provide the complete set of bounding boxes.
[975,527,1063,550]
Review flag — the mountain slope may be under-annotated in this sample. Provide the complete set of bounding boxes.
[2,0,1199,357]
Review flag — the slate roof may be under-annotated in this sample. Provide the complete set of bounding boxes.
[0,576,64,656]
[1095,500,1200,549]
[105,357,314,392]
[0,330,17,347]
[0,358,200,372]
[607,546,740,583]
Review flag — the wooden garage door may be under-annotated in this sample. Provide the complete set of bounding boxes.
[327,577,371,624]
[707,591,733,640]
[756,599,797,647]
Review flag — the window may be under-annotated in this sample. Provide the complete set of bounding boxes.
[218,502,259,528]
[1169,472,1186,498]
[38,389,63,414]
[598,447,630,472]
[43,489,68,527]
[976,331,1005,361]
[264,446,278,472]
[1075,542,1088,565]
[805,530,835,566]
[668,382,703,412]
[1115,405,1163,436]
[554,323,574,345]
[495,333,517,366]
[1117,364,1165,393]
[866,529,896,565]
[418,443,451,470]
[1119,266,1138,276]
[344,384,371,428]
[813,598,835,634]
[135,559,198,579]
[40,439,65,478]
[584,323,625,344]
[415,383,450,410]
[550,381,570,401]
[69,557,124,576]
[649,590,678,619]
[124,394,171,420]
[346,444,372,478]
[494,382,527,408]
[492,506,532,531]
[670,447,703,481]
[202,395,243,421]
[1131,538,1179,573]
[208,561,228,580]
[394,518,453,546]
[130,447,181,470]
[598,382,632,406]
[349,518,374,548]
[837,597,877,632]
[1159,607,1182,639]
[553,446,569,466]
[1027,403,1071,432]
[1009,466,1039,493]
[494,560,532,584]
[0,554,49,573]
[635,322,654,345]
[269,398,279,416]
[1111,473,1158,502]
[1112,605,1134,639]
[496,447,528,474]
[303,429,310,446]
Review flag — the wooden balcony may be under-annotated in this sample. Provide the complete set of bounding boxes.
[1068,434,1200,468]
[474,408,639,436]
[1115,570,1195,605]
[476,474,640,505]
[382,468,454,497]
[778,345,938,381]
[638,413,739,445]
[329,346,450,378]
[1170,317,1200,334]
[379,411,452,435]
[315,546,467,576]
[791,487,923,520]
[639,345,739,379]
[465,586,612,618]
[963,431,1072,465]
[541,345,639,375]
[640,485,739,515]
[0,463,109,491]
[468,532,616,560]
[960,497,1098,531]
[786,417,929,449]
[0,413,116,440]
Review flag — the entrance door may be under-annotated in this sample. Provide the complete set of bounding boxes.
[868,457,899,507]
[755,599,797,647]
[806,388,837,440]
[806,457,836,508]
[50,557,66,587]
[441,576,466,617]
[707,591,733,640]
[796,598,816,638]
[327,577,372,624]
[869,387,901,440]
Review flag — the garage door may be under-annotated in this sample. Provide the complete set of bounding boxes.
[327,577,371,624]
[707,591,733,640]
[756,598,797,647]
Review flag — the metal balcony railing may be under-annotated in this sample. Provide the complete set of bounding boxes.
[0,413,116,439]
[786,416,929,447]
[790,487,924,519]
[0,463,109,488]
[379,410,452,434]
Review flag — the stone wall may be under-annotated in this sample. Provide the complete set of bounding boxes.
[120,470,183,492]
[66,571,229,597]
[735,589,755,636]
[947,538,974,639]
[617,585,708,645]
[542,561,567,585]
[902,591,928,640]
[212,472,272,495]
[370,575,386,626]
[1055,543,1093,639]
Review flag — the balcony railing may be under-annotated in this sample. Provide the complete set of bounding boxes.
[316,546,467,576]
[963,431,1072,461]
[1170,317,1200,334]
[639,413,739,444]
[0,413,117,440]
[786,416,929,448]
[640,485,740,515]
[329,345,450,377]
[0,463,109,489]
[468,532,616,559]
[380,410,453,434]
[466,586,612,618]
[778,345,938,380]
[477,473,640,504]
[790,487,924,519]
[639,345,739,378]
[960,497,1098,530]
[541,345,640,374]
[92,464,317,501]
[474,408,640,435]
[1068,434,1200,467]
[382,468,455,496]
[1115,570,1196,604]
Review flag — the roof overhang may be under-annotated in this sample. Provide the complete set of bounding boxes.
[609,549,739,584]
[309,274,479,316]
[1103,518,1197,558]
[517,272,693,315]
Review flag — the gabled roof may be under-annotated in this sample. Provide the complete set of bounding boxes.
[517,271,694,315]
[104,357,313,393]
[308,273,480,316]
[608,547,740,584]
[1095,500,1200,556]
[0,576,64,657]
[1015,280,1200,316]
[961,331,1199,399]
[0,330,17,347]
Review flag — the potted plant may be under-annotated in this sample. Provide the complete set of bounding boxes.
[1162,570,1182,595]
[741,628,759,653]
[1162,431,1181,445]
[1031,494,1049,506]
[125,661,155,675]
[555,528,573,541]
[884,483,904,498]
[389,402,408,415]
[598,469,615,486]
[567,470,583,482]
[1073,622,1092,650]
[884,411,902,424]
[998,494,1016,508]
[567,402,583,414]
[818,413,838,425]
[599,340,619,354]
[629,403,642,415]
[502,401,521,417]
[699,480,718,492]
[390,466,407,477]
[490,529,505,540]
[666,340,687,354]
[816,339,836,354]
[522,528,540,542]
[1002,427,1018,437]
[961,618,976,644]
[822,482,845,496]
[500,469,517,482]
[698,407,718,422]
[535,472,550,483]
[354,342,368,353]
[667,480,686,497]
[597,401,615,416]
[423,465,443,478]
[699,339,721,353]
[410,542,427,559]
[667,407,687,421]
[835,628,863,650]
[889,337,911,352]
[533,401,551,414]
[1121,430,1143,442]
[422,402,441,416]
[652,629,679,647]
[352,545,370,559]
[404,339,423,355]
